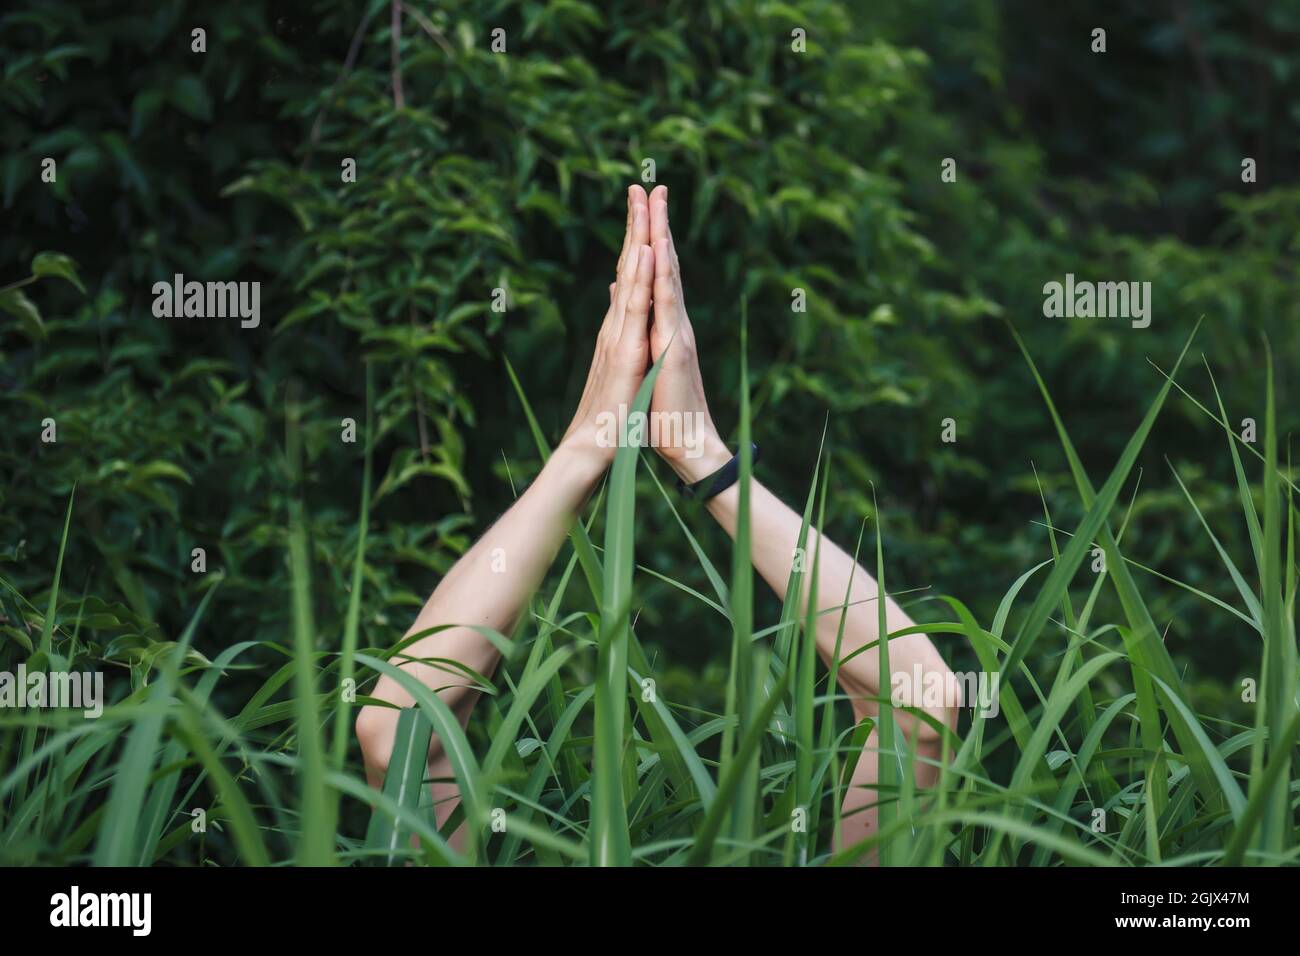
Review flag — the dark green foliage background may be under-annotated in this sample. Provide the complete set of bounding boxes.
[2,0,1297,858]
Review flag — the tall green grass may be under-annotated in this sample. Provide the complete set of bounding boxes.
[2,327,1297,866]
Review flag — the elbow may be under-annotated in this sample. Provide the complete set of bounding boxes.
[356,705,394,782]
[910,663,962,747]
[882,653,962,748]
[912,695,960,747]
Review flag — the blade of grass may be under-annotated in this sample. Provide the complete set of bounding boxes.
[92,582,220,866]
[870,484,903,866]
[363,706,434,865]
[286,390,334,866]
[589,345,663,867]
[1252,340,1293,857]
[721,300,759,863]
[354,652,486,855]
[332,362,374,773]
[1007,320,1208,812]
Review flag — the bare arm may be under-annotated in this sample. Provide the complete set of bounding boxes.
[644,184,960,851]
[355,185,656,832]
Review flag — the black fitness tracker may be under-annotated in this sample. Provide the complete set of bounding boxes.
[675,442,760,500]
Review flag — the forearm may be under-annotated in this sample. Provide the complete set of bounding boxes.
[698,457,958,854]
[680,437,955,774]
[356,443,602,799]
[644,182,956,857]
[679,439,935,714]
[357,183,654,838]
[703,470,914,694]
[406,443,601,642]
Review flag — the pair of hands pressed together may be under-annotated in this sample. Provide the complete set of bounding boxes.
[358,183,959,854]
[560,184,731,488]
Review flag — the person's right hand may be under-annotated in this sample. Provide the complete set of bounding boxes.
[559,184,654,476]
[646,185,731,483]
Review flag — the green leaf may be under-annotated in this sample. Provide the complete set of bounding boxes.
[171,75,213,121]
[31,252,85,294]
[364,707,435,865]
[0,288,44,339]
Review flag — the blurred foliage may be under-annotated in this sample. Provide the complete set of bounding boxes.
[2,0,1298,835]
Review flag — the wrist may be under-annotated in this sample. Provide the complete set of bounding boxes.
[669,430,732,485]
[549,436,610,497]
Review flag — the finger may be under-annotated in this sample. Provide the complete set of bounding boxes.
[616,185,649,274]
[615,186,634,276]
[630,184,650,247]
[608,281,617,305]
[650,185,678,266]
[619,244,654,343]
[651,237,680,337]
[648,184,669,246]
[606,200,645,328]
[651,186,686,302]
[612,229,643,320]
